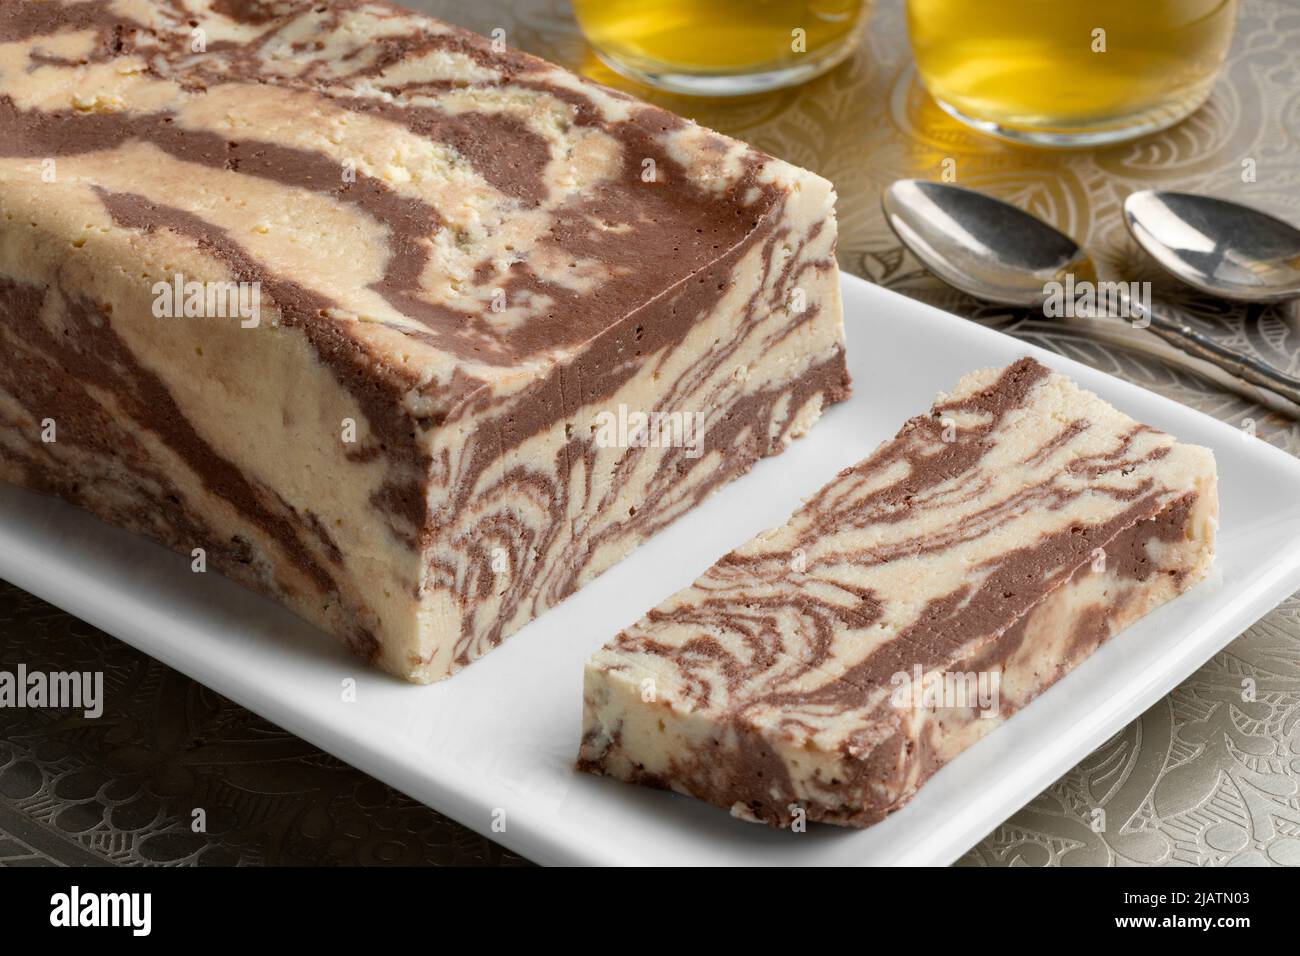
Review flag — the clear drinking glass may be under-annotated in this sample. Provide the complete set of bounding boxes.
[573,0,873,96]
[906,0,1239,146]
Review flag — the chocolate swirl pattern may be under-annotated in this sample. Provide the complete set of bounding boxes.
[579,358,1219,827]
[0,0,850,681]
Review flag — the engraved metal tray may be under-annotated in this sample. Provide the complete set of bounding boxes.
[3,275,1299,865]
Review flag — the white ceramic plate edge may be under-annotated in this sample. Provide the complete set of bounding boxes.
[3,275,1300,867]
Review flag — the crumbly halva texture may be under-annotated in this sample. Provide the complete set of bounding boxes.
[578,358,1218,827]
[0,0,849,681]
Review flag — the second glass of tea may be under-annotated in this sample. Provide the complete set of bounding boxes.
[907,0,1239,146]
[573,0,872,96]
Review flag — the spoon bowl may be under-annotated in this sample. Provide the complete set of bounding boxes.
[882,179,1300,410]
[881,180,1095,308]
[1124,190,1300,304]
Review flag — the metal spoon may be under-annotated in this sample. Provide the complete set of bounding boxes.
[1125,190,1300,304]
[882,179,1300,408]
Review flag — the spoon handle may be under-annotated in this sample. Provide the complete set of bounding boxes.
[1138,302,1300,408]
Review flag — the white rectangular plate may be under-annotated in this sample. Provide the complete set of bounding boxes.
[4,275,1300,866]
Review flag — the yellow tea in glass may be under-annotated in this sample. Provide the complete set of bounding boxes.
[907,0,1238,146]
[573,0,871,95]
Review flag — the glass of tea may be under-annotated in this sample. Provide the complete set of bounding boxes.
[572,0,872,96]
[906,0,1239,146]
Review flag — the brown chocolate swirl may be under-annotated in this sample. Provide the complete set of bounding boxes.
[0,0,850,680]
[581,359,1219,826]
